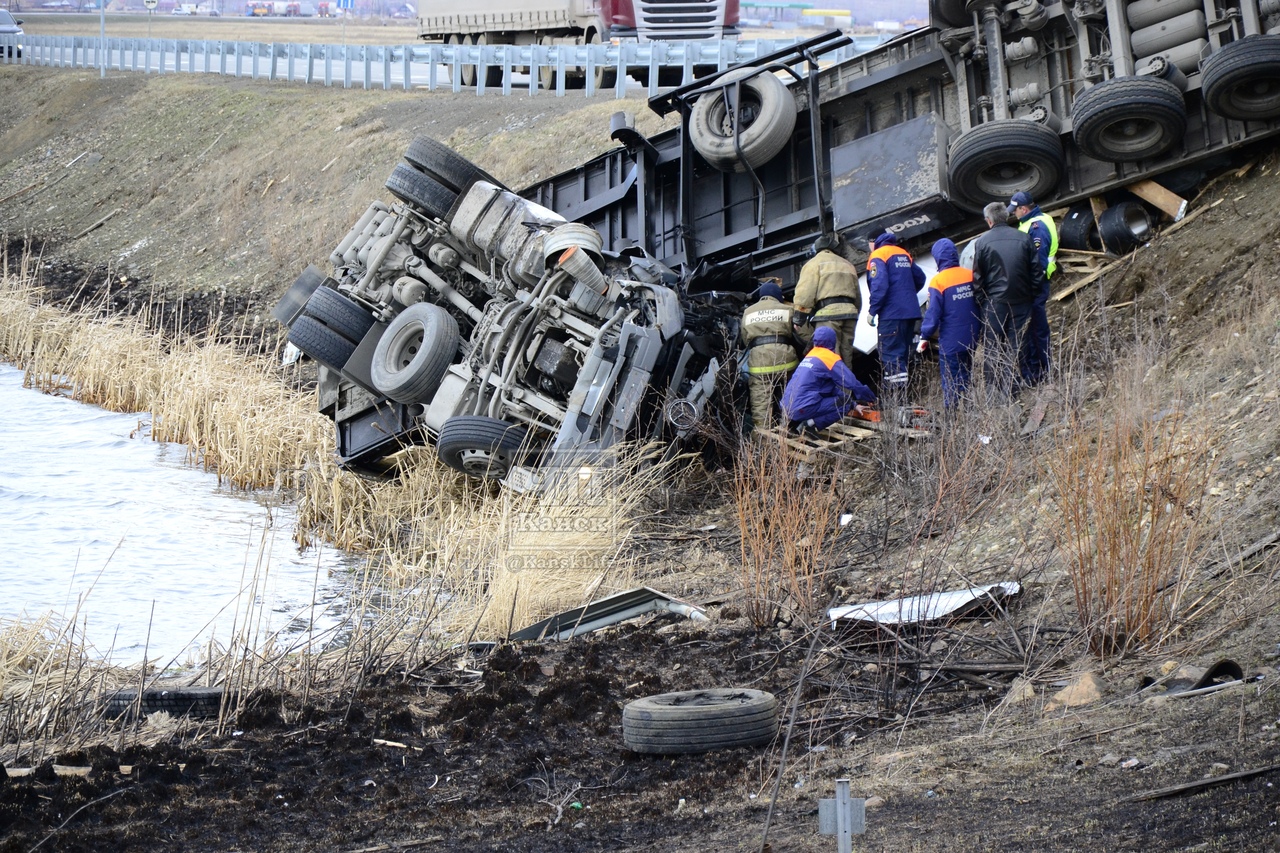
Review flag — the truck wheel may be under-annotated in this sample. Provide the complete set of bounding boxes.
[931,0,970,27]
[690,66,797,172]
[436,416,530,479]
[1070,76,1186,162]
[622,689,779,754]
[105,687,225,719]
[302,286,375,344]
[457,35,477,88]
[287,316,356,371]
[474,33,504,88]
[946,120,1064,210]
[1058,202,1101,251]
[1201,35,1280,121]
[404,136,506,194]
[385,163,457,221]
[537,36,561,92]
[588,31,617,91]
[370,303,460,404]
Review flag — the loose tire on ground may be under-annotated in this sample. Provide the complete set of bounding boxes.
[1098,201,1153,255]
[105,687,225,719]
[385,163,458,222]
[622,688,779,754]
[946,120,1064,210]
[370,303,460,404]
[1070,76,1187,162]
[689,66,797,172]
[1200,35,1280,121]
[404,136,505,194]
[302,286,375,344]
[288,315,357,371]
[1058,202,1101,252]
[436,416,530,479]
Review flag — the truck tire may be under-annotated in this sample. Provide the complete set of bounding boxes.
[436,416,529,479]
[1098,201,1153,254]
[457,35,477,88]
[385,163,457,222]
[1201,35,1280,121]
[474,33,504,88]
[288,315,357,371]
[106,687,225,719]
[690,66,797,172]
[370,303,460,404]
[302,286,375,344]
[622,689,779,754]
[1071,76,1186,162]
[588,31,618,91]
[404,136,505,194]
[1058,202,1101,251]
[946,120,1064,210]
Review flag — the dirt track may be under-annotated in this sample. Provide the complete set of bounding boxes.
[3,53,1280,853]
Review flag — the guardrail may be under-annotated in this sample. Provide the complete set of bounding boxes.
[0,34,888,97]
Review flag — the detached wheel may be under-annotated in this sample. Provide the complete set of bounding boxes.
[947,120,1064,210]
[288,316,356,371]
[1098,201,1153,255]
[1201,35,1280,121]
[404,136,505,194]
[690,66,797,172]
[302,286,375,344]
[623,689,779,754]
[1070,76,1187,162]
[370,303,460,404]
[1058,202,1101,251]
[106,687,225,719]
[385,163,457,221]
[436,416,530,480]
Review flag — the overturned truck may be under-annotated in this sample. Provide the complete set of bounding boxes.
[276,6,1280,482]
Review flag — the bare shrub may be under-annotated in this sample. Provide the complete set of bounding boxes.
[1047,368,1216,657]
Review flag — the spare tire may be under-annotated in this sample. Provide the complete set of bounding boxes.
[689,67,797,173]
[1200,35,1280,121]
[370,303,460,404]
[1070,76,1187,162]
[947,120,1064,211]
[1058,202,1101,252]
[622,688,779,754]
[1098,201,1153,255]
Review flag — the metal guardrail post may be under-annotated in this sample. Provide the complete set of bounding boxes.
[343,45,352,90]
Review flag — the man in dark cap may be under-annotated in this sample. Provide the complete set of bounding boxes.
[866,230,926,398]
[740,278,799,430]
[1009,191,1057,386]
[792,233,860,366]
[780,325,877,432]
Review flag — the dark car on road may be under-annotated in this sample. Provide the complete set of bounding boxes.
[0,10,22,58]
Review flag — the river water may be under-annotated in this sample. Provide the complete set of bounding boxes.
[0,364,353,663]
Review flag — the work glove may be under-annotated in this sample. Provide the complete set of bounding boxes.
[793,311,811,327]
[916,339,928,354]
[868,314,878,328]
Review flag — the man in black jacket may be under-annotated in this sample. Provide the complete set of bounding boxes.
[970,201,1045,399]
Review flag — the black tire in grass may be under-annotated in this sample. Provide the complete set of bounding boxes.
[622,688,779,754]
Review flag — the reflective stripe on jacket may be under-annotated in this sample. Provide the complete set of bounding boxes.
[1018,209,1059,279]
[741,296,798,374]
[921,266,982,356]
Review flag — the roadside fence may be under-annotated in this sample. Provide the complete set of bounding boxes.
[0,34,887,97]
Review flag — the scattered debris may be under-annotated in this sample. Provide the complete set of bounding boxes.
[509,587,708,642]
[828,582,1020,626]
[1122,763,1280,803]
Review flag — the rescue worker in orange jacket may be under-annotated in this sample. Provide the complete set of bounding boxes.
[740,279,799,430]
[792,234,860,366]
[866,230,926,396]
[918,238,982,408]
[780,326,877,432]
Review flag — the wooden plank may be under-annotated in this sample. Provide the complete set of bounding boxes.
[1160,198,1223,238]
[1051,257,1125,302]
[1122,763,1280,803]
[1127,178,1188,221]
[1089,195,1108,226]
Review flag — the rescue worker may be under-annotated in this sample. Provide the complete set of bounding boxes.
[1009,191,1057,386]
[866,230,926,397]
[780,326,877,432]
[740,278,799,430]
[971,201,1044,399]
[791,234,860,366]
[917,238,981,408]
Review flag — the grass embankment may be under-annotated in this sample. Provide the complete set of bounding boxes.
[0,248,670,763]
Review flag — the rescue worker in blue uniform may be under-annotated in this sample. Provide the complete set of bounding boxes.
[780,326,878,432]
[1009,191,1057,386]
[866,231,925,397]
[918,238,982,408]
